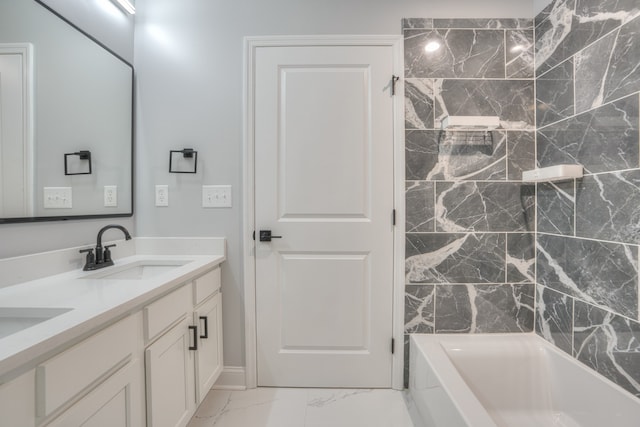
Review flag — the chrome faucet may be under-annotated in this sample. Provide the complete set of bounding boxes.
[80,224,132,271]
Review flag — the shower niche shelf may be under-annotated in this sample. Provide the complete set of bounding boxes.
[441,115,500,130]
[522,165,583,183]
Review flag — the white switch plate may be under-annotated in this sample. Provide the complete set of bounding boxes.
[155,185,169,206]
[104,185,117,207]
[202,185,232,208]
[43,187,72,209]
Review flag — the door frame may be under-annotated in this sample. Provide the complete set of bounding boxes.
[0,43,34,217]
[242,35,405,390]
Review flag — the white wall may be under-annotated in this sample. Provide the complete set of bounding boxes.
[134,0,533,368]
[0,0,135,259]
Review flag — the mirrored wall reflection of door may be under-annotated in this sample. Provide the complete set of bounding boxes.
[0,44,33,218]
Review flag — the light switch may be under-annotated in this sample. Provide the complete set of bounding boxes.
[202,185,232,208]
[104,185,117,207]
[155,185,169,206]
[43,187,72,209]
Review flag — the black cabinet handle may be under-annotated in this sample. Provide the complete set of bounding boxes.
[199,316,208,339]
[188,325,198,350]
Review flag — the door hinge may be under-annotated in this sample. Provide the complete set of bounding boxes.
[252,230,255,241]
[391,75,400,96]
[391,338,395,354]
[392,209,396,226]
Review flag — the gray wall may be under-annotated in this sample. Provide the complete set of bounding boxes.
[402,18,536,385]
[0,0,135,259]
[534,0,640,398]
[133,0,534,368]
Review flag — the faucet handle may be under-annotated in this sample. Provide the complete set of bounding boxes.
[104,244,116,263]
[79,248,95,271]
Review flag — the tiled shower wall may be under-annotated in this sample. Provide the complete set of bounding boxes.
[402,18,537,383]
[534,0,640,397]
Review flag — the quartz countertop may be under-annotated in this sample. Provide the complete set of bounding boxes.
[0,239,225,382]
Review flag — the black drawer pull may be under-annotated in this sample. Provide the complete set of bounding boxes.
[188,325,198,350]
[200,316,209,339]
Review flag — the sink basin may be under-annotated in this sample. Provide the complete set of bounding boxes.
[0,307,73,339]
[83,260,191,280]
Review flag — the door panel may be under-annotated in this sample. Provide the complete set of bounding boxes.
[254,43,395,387]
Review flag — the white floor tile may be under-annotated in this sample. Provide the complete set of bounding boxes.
[189,388,418,427]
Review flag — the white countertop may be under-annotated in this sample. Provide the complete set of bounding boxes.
[0,238,225,382]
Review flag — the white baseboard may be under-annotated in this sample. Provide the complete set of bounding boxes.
[213,366,247,390]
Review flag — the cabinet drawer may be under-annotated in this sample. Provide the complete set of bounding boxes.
[193,267,221,306]
[144,284,191,342]
[36,315,137,418]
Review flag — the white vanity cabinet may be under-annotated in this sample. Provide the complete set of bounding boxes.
[144,267,223,427]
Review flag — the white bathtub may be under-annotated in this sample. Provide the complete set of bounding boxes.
[409,334,640,427]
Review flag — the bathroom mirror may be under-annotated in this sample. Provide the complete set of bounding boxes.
[0,0,133,223]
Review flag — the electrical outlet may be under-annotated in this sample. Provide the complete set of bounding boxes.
[155,185,169,206]
[104,185,117,207]
[43,187,72,209]
[202,185,232,208]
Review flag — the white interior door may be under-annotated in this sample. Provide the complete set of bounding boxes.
[253,42,396,387]
[0,45,33,218]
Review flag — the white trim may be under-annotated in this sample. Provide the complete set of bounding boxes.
[0,43,34,217]
[243,35,405,390]
[212,366,247,391]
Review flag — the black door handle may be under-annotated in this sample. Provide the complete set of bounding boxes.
[199,316,208,339]
[259,230,282,242]
[188,325,198,350]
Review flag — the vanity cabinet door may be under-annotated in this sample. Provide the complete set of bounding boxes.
[45,359,144,427]
[194,291,223,404]
[145,318,195,427]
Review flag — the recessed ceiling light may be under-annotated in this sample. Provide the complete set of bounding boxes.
[424,41,441,53]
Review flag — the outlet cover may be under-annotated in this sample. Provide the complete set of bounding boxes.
[43,187,72,209]
[104,185,117,207]
[202,185,232,208]
[155,185,169,206]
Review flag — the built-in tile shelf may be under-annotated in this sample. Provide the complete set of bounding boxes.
[522,164,583,183]
[440,115,500,130]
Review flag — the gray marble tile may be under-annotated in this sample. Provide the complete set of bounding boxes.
[406,181,435,233]
[406,233,506,284]
[423,130,507,181]
[404,29,505,78]
[402,18,434,29]
[576,171,640,244]
[435,182,535,232]
[405,130,439,180]
[535,285,574,354]
[536,59,574,128]
[433,19,534,29]
[507,233,536,283]
[506,30,534,78]
[405,79,434,129]
[537,181,575,235]
[574,300,640,397]
[537,94,639,173]
[575,15,640,113]
[434,79,535,130]
[405,285,435,333]
[535,0,556,28]
[535,0,640,75]
[507,131,535,180]
[435,284,535,333]
[537,234,638,319]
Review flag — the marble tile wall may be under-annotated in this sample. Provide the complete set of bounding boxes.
[535,0,640,398]
[403,18,536,385]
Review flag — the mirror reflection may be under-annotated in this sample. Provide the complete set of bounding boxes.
[0,0,133,222]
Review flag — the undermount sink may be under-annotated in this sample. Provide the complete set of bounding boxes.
[0,307,73,339]
[82,260,191,280]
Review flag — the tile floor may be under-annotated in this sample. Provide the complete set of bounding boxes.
[187,387,422,427]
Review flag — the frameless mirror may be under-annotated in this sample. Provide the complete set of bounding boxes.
[0,0,133,223]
